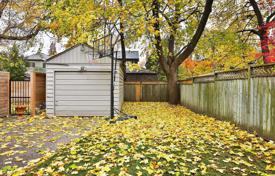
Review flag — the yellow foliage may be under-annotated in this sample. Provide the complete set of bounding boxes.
[15,103,275,175]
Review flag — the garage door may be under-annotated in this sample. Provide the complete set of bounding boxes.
[54,71,111,116]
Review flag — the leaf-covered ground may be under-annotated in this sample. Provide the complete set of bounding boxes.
[0,115,96,175]
[10,103,275,175]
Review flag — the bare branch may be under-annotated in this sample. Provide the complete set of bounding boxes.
[0,26,41,40]
[237,29,260,36]
[0,0,8,18]
[266,11,275,23]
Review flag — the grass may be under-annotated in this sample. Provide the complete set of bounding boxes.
[13,102,275,176]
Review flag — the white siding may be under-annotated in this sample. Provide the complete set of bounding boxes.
[48,45,96,64]
[118,65,124,110]
[46,62,123,117]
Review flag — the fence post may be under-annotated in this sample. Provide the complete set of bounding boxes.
[135,81,142,101]
[247,66,252,115]
[8,73,10,116]
[31,72,36,116]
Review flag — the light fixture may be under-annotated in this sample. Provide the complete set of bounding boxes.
[80,66,86,72]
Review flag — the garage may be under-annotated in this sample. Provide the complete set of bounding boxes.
[46,44,124,117]
[55,71,111,116]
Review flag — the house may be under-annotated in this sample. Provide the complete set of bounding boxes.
[25,52,49,73]
[46,44,124,117]
[116,51,139,64]
[125,69,158,82]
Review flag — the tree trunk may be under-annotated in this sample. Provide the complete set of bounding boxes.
[259,29,270,64]
[118,0,127,79]
[167,65,179,104]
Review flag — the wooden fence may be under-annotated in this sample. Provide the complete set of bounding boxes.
[124,82,168,102]
[179,63,275,140]
[0,72,10,117]
[30,72,46,116]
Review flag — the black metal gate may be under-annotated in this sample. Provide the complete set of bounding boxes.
[10,80,31,115]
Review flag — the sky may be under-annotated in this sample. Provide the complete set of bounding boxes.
[24,32,67,57]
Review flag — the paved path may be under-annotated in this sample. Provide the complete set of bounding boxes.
[0,116,96,172]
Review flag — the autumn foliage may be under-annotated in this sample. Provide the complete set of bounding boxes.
[13,103,275,175]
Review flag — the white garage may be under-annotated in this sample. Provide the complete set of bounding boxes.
[46,44,124,117]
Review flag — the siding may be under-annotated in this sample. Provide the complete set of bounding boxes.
[48,45,99,64]
[55,72,111,116]
[118,65,124,110]
[46,62,123,117]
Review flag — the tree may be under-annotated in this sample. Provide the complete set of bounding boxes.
[149,0,214,104]
[45,0,140,79]
[48,41,57,56]
[0,44,27,80]
[0,0,44,41]
[117,0,127,77]
[239,0,275,63]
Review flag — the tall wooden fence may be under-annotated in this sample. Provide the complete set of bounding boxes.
[179,64,275,140]
[0,72,10,117]
[124,82,168,102]
[30,72,46,116]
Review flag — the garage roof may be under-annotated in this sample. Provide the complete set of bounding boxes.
[46,44,96,64]
[46,43,140,64]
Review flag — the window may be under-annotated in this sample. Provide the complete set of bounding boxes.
[31,62,35,67]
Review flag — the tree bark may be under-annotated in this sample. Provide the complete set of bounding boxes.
[259,28,270,63]
[167,63,179,104]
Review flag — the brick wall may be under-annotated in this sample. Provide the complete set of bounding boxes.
[0,72,10,117]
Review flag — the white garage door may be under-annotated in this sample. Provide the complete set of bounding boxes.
[54,71,111,116]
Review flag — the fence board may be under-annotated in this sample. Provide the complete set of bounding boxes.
[179,63,275,140]
[31,72,46,116]
[124,82,168,102]
[0,72,10,117]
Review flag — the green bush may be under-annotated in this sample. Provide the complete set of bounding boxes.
[0,44,27,81]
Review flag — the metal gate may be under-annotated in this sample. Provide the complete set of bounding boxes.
[10,80,31,115]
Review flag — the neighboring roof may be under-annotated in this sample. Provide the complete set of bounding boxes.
[116,51,139,61]
[46,43,94,63]
[25,52,49,61]
[126,69,157,75]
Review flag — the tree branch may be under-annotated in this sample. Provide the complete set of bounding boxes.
[159,10,173,27]
[0,26,41,40]
[176,0,214,66]
[152,0,169,74]
[249,0,264,26]
[0,0,8,18]
[266,11,275,23]
[178,6,200,23]
[237,29,260,36]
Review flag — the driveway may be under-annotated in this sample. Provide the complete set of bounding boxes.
[0,115,96,173]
